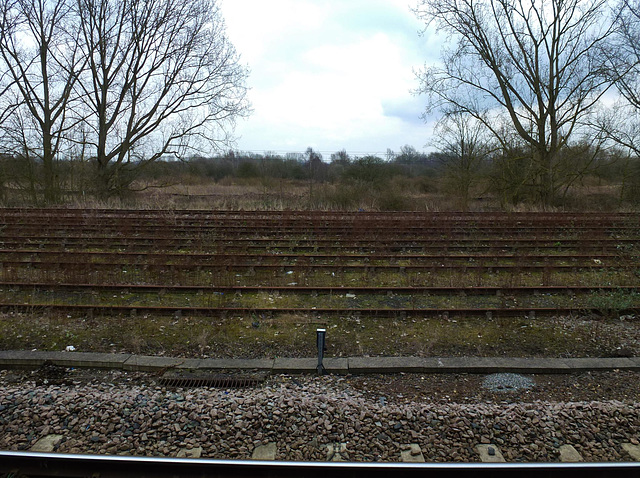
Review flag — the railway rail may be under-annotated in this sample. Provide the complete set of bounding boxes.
[0,249,625,262]
[0,260,623,272]
[2,221,639,234]
[0,302,612,317]
[0,241,632,255]
[1,451,638,478]
[2,282,635,294]
[1,208,638,221]
[1,236,637,250]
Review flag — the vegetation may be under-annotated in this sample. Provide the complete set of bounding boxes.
[0,310,632,359]
[0,144,636,210]
[0,0,249,202]
[0,0,639,210]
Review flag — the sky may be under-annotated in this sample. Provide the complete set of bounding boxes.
[218,0,442,158]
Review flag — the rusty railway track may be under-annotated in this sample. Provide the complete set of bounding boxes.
[0,302,613,317]
[0,243,628,256]
[0,259,622,272]
[2,282,637,294]
[1,209,638,320]
[2,221,639,233]
[1,236,637,248]
[1,208,638,221]
[0,249,628,265]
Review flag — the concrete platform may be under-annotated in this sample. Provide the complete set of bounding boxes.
[48,352,131,369]
[0,350,52,368]
[2,351,640,375]
[198,358,274,371]
[122,355,202,372]
[349,356,429,373]
[564,358,640,372]
[272,357,349,374]
[0,351,131,369]
[272,357,316,374]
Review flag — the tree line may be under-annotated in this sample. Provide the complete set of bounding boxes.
[1,0,639,209]
[121,143,632,211]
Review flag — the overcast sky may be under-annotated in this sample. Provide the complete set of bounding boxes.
[218,0,441,157]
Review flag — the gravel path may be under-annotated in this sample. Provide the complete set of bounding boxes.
[1,370,640,462]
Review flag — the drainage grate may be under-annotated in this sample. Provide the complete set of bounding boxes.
[159,372,265,389]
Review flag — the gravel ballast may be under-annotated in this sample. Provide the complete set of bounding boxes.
[1,371,640,462]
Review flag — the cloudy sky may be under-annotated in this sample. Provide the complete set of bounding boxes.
[218,0,441,157]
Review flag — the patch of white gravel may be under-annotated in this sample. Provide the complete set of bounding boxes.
[482,373,535,392]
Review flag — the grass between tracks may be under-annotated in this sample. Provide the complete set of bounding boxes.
[0,310,636,359]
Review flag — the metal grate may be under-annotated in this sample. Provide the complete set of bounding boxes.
[159,372,264,389]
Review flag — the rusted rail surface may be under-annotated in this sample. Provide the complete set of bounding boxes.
[0,302,610,317]
[0,242,629,256]
[1,236,637,249]
[0,249,623,261]
[1,210,638,235]
[2,282,637,294]
[0,250,626,266]
[1,208,638,221]
[2,221,638,234]
[0,260,622,272]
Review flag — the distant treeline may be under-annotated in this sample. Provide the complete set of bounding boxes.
[0,142,638,210]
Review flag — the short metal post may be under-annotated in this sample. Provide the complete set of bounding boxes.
[316,328,326,375]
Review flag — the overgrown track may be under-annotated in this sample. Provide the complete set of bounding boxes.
[1,208,639,317]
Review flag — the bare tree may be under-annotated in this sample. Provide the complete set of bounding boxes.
[415,0,617,206]
[432,113,492,210]
[75,0,250,197]
[0,74,17,158]
[305,146,323,201]
[608,1,640,111]
[330,149,350,164]
[0,67,17,145]
[0,0,85,203]
[593,1,640,157]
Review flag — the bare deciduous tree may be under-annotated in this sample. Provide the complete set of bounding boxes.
[595,1,640,157]
[0,68,17,145]
[75,0,250,197]
[0,0,85,202]
[432,113,492,210]
[415,0,616,206]
[609,1,640,110]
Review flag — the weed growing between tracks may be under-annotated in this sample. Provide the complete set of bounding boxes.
[0,311,637,358]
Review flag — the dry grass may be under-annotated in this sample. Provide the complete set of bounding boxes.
[1,309,636,359]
